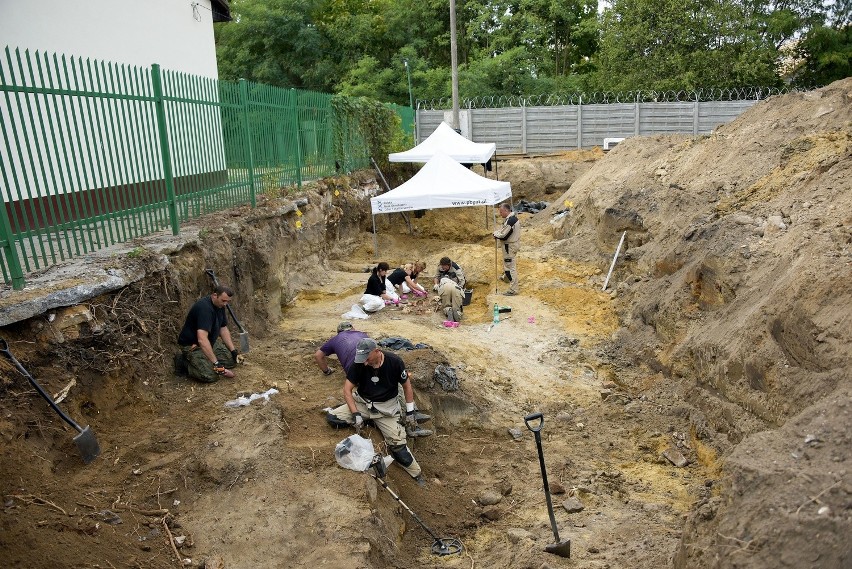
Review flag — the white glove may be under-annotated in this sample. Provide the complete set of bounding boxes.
[353,412,364,430]
[432,284,439,292]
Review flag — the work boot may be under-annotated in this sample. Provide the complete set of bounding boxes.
[451,308,462,322]
[406,425,434,437]
[503,290,518,296]
[173,352,189,376]
[414,474,427,487]
[444,306,452,319]
[413,411,432,423]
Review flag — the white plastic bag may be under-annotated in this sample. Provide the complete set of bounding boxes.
[358,294,385,313]
[343,303,370,320]
[334,434,375,472]
[224,388,279,408]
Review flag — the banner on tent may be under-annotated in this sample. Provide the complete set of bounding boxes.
[374,200,411,213]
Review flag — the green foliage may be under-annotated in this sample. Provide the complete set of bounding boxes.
[792,25,852,86]
[331,96,407,170]
[215,0,849,104]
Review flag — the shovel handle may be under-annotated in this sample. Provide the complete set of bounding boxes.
[524,412,544,433]
[205,269,247,334]
[0,338,85,433]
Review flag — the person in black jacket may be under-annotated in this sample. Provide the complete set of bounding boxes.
[358,262,396,311]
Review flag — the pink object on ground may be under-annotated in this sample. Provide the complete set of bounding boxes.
[401,294,408,300]
[443,321,454,327]
[527,316,536,324]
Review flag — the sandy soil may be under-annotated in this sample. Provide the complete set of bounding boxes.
[1,78,850,569]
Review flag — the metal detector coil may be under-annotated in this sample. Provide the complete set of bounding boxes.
[368,469,464,557]
[431,537,463,556]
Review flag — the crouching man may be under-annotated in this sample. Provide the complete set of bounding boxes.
[433,256,465,323]
[326,338,426,485]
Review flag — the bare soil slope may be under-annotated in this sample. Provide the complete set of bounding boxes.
[0,79,849,569]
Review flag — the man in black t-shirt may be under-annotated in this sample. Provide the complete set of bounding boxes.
[326,337,425,485]
[177,285,239,382]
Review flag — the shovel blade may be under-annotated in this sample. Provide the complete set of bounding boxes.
[73,425,101,464]
[239,332,250,354]
[544,540,571,558]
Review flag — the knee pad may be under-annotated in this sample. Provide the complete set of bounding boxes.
[326,413,351,429]
[390,444,414,467]
[504,270,512,282]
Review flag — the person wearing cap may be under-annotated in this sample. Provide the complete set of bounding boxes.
[314,321,368,375]
[318,323,433,436]
[326,337,427,485]
[433,256,465,323]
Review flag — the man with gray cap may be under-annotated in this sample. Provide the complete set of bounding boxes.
[326,337,427,485]
[318,323,432,435]
[314,322,366,375]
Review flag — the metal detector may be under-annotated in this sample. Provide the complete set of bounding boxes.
[368,455,463,556]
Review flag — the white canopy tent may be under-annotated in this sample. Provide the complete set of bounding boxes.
[371,153,510,214]
[370,153,511,253]
[388,122,496,164]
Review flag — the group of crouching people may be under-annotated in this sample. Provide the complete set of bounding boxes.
[359,257,467,324]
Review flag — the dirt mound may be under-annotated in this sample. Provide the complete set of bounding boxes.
[543,78,852,568]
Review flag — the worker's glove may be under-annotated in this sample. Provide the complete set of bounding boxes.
[353,412,364,429]
[323,367,335,376]
[213,361,227,375]
[231,349,239,361]
[432,284,439,292]
[405,410,418,430]
[236,353,247,365]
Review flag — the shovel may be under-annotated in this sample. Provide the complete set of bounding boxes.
[204,269,250,353]
[0,338,100,464]
[524,412,571,558]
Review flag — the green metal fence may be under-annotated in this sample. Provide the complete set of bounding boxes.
[0,46,397,290]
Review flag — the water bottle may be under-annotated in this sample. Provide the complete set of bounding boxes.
[493,303,500,324]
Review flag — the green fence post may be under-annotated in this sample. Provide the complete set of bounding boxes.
[0,206,25,289]
[238,79,257,208]
[290,88,303,189]
[151,64,179,235]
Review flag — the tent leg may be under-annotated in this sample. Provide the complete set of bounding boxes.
[372,215,379,256]
[495,152,499,181]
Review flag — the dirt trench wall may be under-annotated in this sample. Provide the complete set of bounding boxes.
[198,178,375,336]
[0,175,378,410]
[541,79,852,569]
[545,80,852,442]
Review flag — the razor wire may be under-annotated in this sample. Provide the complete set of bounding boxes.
[418,86,798,110]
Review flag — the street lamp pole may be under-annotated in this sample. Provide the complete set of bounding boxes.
[449,0,460,130]
[403,59,414,110]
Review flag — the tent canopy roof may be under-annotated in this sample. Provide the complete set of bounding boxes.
[388,122,496,164]
[371,153,511,215]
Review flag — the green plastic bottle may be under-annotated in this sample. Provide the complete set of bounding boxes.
[493,303,500,324]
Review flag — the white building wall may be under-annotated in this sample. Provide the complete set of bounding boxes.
[0,0,219,78]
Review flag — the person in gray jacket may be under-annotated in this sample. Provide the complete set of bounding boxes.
[493,202,520,295]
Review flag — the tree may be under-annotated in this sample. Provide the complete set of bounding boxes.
[792,24,852,86]
[215,0,330,90]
